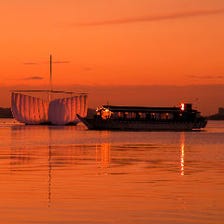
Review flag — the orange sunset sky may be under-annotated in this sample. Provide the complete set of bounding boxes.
[1,0,224,114]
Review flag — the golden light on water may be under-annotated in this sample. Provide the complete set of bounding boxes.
[96,143,111,170]
[180,133,185,176]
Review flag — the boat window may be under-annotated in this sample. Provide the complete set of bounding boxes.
[112,112,118,119]
[139,112,146,119]
[122,112,136,119]
[131,112,136,119]
[160,113,173,120]
[151,113,156,119]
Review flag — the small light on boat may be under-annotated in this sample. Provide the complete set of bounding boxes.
[180,103,185,111]
[101,108,112,119]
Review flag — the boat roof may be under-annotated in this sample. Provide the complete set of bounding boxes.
[102,105,183,113]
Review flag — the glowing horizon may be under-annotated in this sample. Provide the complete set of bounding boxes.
[1,0,224,113]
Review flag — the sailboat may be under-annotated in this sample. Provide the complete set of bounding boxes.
[11,55,88,125]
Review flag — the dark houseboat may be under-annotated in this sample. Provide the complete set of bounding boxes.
[77,103,207,131]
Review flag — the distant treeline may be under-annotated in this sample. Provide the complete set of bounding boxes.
[0,107,13,118]
[207,114,224,120]
[207,107,224,120]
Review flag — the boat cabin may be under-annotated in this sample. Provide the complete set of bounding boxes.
[95,103,201,122]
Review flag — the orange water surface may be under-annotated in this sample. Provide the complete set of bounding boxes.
[0,119,224,224]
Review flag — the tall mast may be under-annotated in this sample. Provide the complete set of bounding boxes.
[48,54,53,102]
[50,54,53,91]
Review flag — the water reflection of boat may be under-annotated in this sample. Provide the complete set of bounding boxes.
[77,103,207,131]
[9,125,111,207]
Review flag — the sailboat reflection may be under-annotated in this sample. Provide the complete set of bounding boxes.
[10,125,112,207]
[180,132,185,176]
[48,128,52,208]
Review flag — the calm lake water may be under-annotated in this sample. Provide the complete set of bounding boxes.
[0,119,224,224]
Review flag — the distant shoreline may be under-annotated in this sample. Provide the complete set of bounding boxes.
[207,114,224,120]
[0,108,13,118]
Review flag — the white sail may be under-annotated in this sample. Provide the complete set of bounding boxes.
[29,96,35,124]
[11,92,88,125]
[48,96,87,125]
[71,97,76,121]
[48,99,58,125]
[43,98,49,121]
[71,96,81,124]
[11,92,49,124]
[24,94,30,123]
[11,92,18,121]
[15,93,23,122]
[18,93,25,123]
[76,96,80,117]
[83,94,88,117]
[65,97,71,122]
[79,95,84,118]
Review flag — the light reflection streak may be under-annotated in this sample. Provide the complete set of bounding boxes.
[96,143,111,170]
[96,131,111,173]
[180,132,185,176]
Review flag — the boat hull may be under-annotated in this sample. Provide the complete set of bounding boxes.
[77,115,207,131]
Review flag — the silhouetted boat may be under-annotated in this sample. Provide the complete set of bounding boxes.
[77,103,207,131]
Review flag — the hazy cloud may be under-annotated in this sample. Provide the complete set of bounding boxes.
[76,8,224,26]
[23,76,44,80]
[188,75,224,79]
[53,61,70,64]
[24,61,70,65]
[23,62,38,65]
[83,67,93,72]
